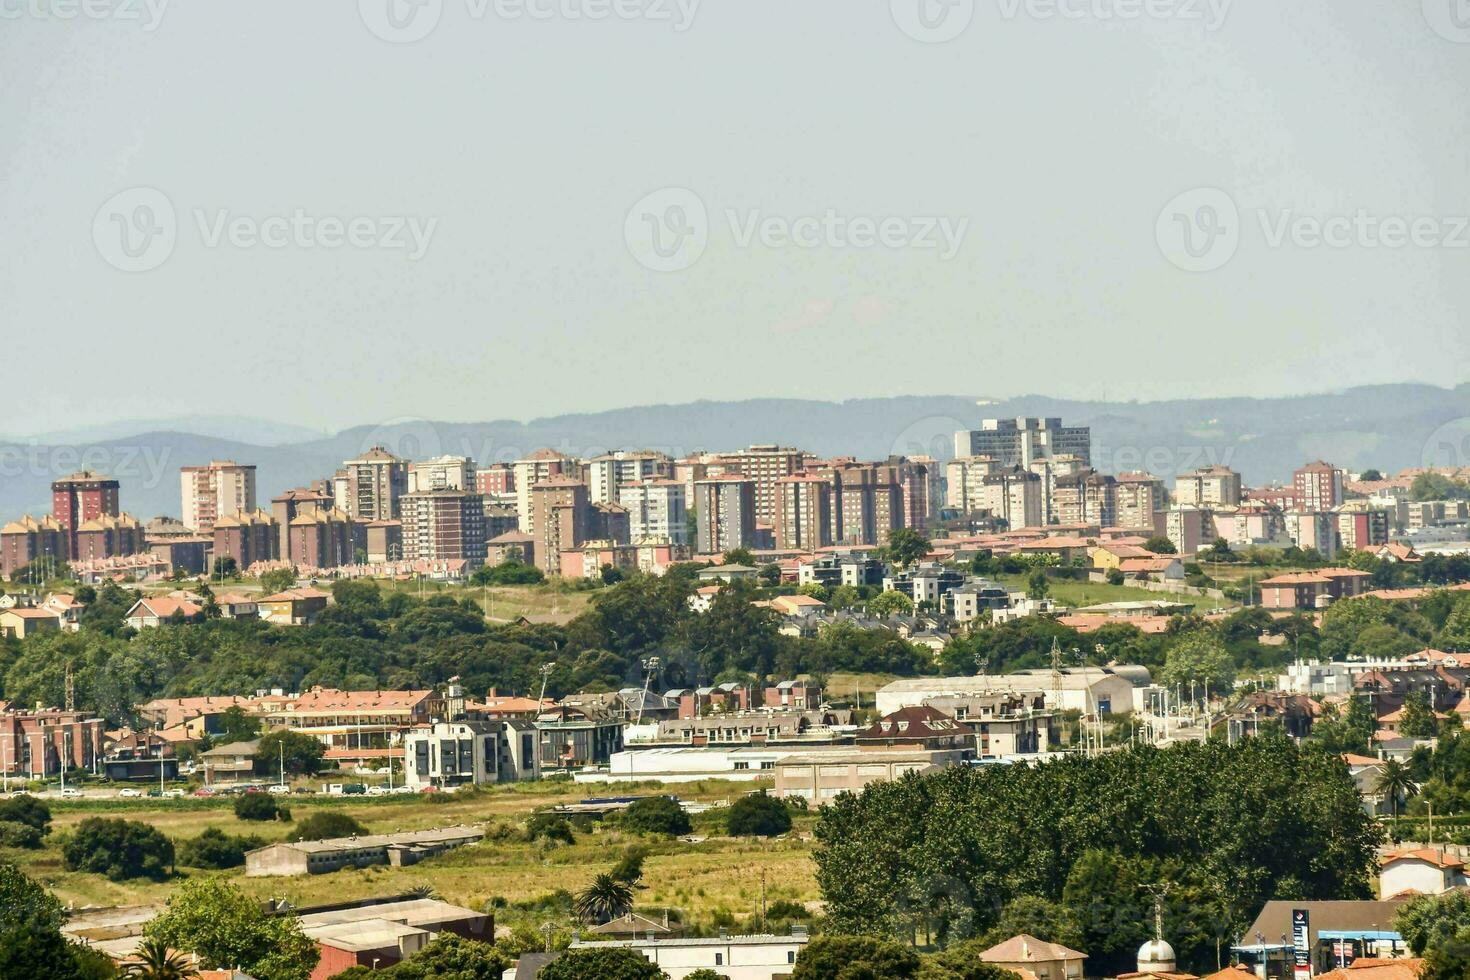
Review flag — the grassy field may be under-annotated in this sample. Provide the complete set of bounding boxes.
[11,778,821,935]
[992,574,1238,612]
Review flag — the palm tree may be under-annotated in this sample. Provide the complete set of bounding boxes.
[127,937,198,980]
[574,873,635,925]
[1376,758,1417,819]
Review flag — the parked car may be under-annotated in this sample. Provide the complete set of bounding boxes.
[268,784,290,795]
[366,786,390,797]
[341,783,367,795]
[117,788,142,798]
[390,785,414,795]
[162,788,186,798]
[58,787,82,799]
[193,787,215,797]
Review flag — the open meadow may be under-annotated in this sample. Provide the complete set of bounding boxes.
[8,778,822,936]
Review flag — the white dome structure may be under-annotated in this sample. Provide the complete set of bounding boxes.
[1138,937,1177,973]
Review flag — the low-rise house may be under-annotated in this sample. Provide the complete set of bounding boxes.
[981,934,1088,980]
[537,704,625,768]
[245,825,483,877]
[697,563,760,584]
[122,595,204,630]
[0,607,62,639]
[855,705,972,750]
[200,739,260,783]
[257,587,330,625]
[1379,848,1469,897]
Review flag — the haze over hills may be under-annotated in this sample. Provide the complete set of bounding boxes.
[2,383,1466,520]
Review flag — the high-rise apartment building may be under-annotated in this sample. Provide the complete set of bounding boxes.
[287,508,356,570]
[337,447,408,521]
[72,513,146,562]
[588,451,674,504]
[514,449,579,533]
[271,486,335,562]
[692,475,757,554]
[407,456,476,494]
[954,418,1091,468]
[400,490,486,566]
[51,471,120,555]
[1052,472,1117,527]
[618,480,688,545]
[709,445,807,527]
[1294,461,1344,512]
[529,478,591,575]
[1175,466,1241,508]
[775,475,833,551]
[945,456,998,513]
[180,460,257,533]
[1028,454,1087,525]
[212,510,279,569]
[820,462,905,547]
[1115,472,1167,532]
[980,467,1044,529]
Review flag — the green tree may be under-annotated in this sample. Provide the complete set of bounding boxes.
[292,811,368,841]
[145,876,318,980]
[1396,890,1470,955]
[979,895,1083,950]
[0,820,44,848]
[253,730,326,776]
[1438,598,1470,651]
[216,705,260,742]
[525,811,575,845]
[234,793,288,822]
[63,817,174,881]
[886,529,933,568]
[1401,691,1441,740]
[1026,570,1051,601]
[0,794,51,834]
[684,971,730,980]
[727,790,794,837]
[375,932,509,979]
[177,828,261,870]
[128,935,199,980]
[793,935,922,980]
[259,567,298,594]
[0,863,115,980]
[1144,536,1177,555]
[870,590,915,618]
[539,948,667,980]
[621,797,692,837]
[211,556,238,580]
[723,549,755,567]
[574,873,635,924]
[609,846,647,886]
[1159,630,1235,691]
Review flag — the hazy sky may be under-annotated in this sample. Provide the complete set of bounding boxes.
[4,0,1468,437]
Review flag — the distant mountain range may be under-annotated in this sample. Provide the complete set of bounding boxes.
[3,384,1467,520]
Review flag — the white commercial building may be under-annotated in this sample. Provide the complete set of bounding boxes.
[877,666,1150,717]
[567,931,810,980]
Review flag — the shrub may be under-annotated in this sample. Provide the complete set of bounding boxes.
[234,793,289,822]
[0,796,50,834]
[726,791,793,838]
[793,935,922,980]
[526,811,576,845]
[540,948,667,980]
[62,818,174,881]
[0,821,44,849]
[620,797,691,837]
[292,811,368,841]
[177,828,264,870]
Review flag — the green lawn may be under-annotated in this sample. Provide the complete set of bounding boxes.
[993,574,1238,612]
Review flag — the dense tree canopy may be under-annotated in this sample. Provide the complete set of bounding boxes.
[145,876,318,980]
[813,736,1379,971]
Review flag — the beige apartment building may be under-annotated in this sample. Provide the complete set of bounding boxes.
[775,474,833,550]
[708,445,807,526]
[946,455,998,513]
[981,466,1044,529]
[336,447,408,521]
[1175,466,1242,507]
[1115,472,1167,532]
[180,460,256,533]
[513,449,579,533]
[619,479,688,545]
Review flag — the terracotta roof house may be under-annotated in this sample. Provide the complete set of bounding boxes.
[1379,848,1468,897]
